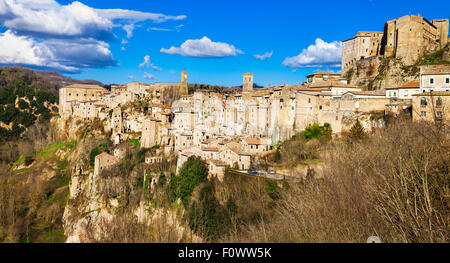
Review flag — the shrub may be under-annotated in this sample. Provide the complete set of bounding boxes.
[348,119,367,141]
[168,156,208,206]
[158,172,166,186]
[302,123,332,141]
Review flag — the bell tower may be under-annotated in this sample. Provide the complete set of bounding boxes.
[180,70,188,95]
[243,73,253,92]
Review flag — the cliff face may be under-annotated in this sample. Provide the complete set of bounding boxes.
[344,56,420,90]
[344,44,450,90]
[62,166,200,243]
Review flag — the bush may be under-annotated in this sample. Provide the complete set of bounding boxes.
[167,156,208,206]
[158,172,166,186]
[302,123,332,141]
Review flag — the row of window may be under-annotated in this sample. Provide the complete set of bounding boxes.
[420,111,443,120]
[420,97,443,107]
[429,77,450,84]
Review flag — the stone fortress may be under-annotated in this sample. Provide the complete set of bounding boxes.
[342,14,449,72]
[58,14,450,181]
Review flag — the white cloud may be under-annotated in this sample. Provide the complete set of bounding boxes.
[121,38,128,45]
[95,8,186,24]
[175,24,184,32]
[0,0,185,72]
[123,24,134,38]
[148,27,171,32]
[121,47,125,51]
[160,36,243,58]
[0,0,113,39]
[0,30,116,72]
[139,55,162,71]
[128,75,135,79]
[143,72,156,80]
[282,38,342,69]
[254,51,273,61]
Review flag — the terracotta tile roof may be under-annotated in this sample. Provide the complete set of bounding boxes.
[386,81,420,90]
[95,152,110,159]
[244,72,254,75]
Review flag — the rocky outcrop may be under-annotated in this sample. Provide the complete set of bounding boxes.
[62,164,201,243]
[345,56,420,90]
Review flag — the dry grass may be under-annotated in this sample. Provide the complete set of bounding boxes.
[222,119,449,243]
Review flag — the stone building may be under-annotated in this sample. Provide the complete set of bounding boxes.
[385,81,420,99]
[420,65,450,93]
[59,84,107,119]
[342,31,384,72]
[412,91,450,123]
[141,118,160,148]
[94,152,118,176]
[385,15,448,65]
[342,14,449,72]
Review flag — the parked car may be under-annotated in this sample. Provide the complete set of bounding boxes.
[267,169,275,174]
[247,169,258,175]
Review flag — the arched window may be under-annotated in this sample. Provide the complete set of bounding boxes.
[420,97,427,107]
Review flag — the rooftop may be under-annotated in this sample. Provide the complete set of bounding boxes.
[386,81,420,90]
[420,64,450,75]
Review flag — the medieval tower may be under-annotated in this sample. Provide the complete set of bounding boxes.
[181,70,188,95]
[141,119,158,148]
[243,73,254,92]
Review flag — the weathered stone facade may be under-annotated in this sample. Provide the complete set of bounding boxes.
[342,14,449,73]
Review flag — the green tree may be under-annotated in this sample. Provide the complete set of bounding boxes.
[322,123,333,139]
[348,119,368,141]
[175,156,208,206]
[302,123,323,140]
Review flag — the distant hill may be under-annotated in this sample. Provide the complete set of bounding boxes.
[230,83,265,91]
[0,66,102,141]
[0,66,103,94]
[188,83,265,94]
[36,70,102,87]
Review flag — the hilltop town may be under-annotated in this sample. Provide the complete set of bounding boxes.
[55,14,450,182]
[0,13,449,244]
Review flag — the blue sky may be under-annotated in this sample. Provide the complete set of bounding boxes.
[1,0,449,86]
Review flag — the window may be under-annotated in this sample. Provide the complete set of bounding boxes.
[308,98,311,103]
[421,111,426,119]
[430,78,434,84]
[389,91,391,97]
[436,97,442,107]
[393,92,397,97]
[420,97,427,107]
[446,78,449,84]
[436,111,442,120]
